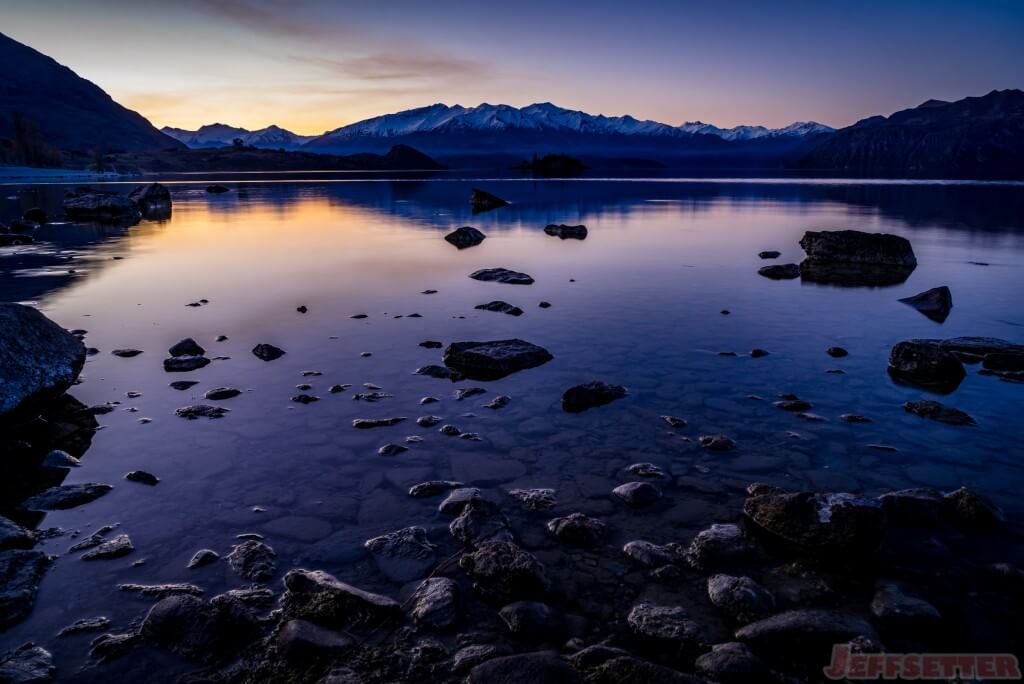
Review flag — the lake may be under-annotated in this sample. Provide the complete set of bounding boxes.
[2,174,1024,680]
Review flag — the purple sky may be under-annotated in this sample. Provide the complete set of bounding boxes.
[3,0,1022,134]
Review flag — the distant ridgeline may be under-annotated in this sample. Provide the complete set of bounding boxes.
[2,28,1022,177]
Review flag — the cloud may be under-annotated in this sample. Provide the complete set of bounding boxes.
[293,51,489,82]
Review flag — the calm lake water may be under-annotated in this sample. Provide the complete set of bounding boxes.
[2,175,1024,680]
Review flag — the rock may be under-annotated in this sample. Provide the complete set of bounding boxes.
[140,595,221,661]
[660,415,687,428]
[508,488,557,511]
[444,339,553,380]
[41,449,80,469]
[277,619,353,661]
[750,348,769,358]
[118,583,203,598]
[204,387,241,401]
[364,526,436,582]
[585,656,705,684]
[21,483,112,510]
[562,381,627,413]
[774,398,812,411]
[887,340,965,392]
[0,643,54,684]
[175,404,228,419]
[416,415,443,428]
[758,251,781,259]
[469,268,534,285]
[419,340,443,349]
[623,540,675,567]
[439,488,483,514]
[409,577,459,628]
[685,523,758,569]
[469,188,509,213]
[163,355,210,372]
[169,380,199,390]
[735,608,879,656]
[445,226,487,249]
[547,513,605,546]
[707,574,775,623]
[128,182,171,217]
[943,486,1005,529]
[450,499,513,546]
[743,491,886,555]
[459,540,548,603]
[538,301,552,308]
[475,300,524,316]
[0,551,50,629]
[899,286,953,322]
[870,583,941,626]
[878,488,945,526]
[983,352,1024,371]
[627,462,667,478]
[0,233,33,246]
[839,413,871,423]
[63,192,140,222]
[467,651,577,684]
[252,343,285,361]
[694,642,770,684]
[188,549,220,569]
[22,208,47,224]
[904,399,974,425]
[499,601,563,639]
[454,644,512,672]
[377,443,408,457]
[798,230,917,286]
[485,395,511,410]
[827,346,848,358]
[0,517,32,552]
[281,568,400,628]
[80,534,133,560]
[544,224,587,240]
[227,540,276,581]
[168,338,205,357]
[58,616,112,637]
[126,470,159,486]
[292,394,319,404]
[353,390,392,402]
[454,386,487,401]
[415,364,464,381]
[612,481,662,508]
[206,184,230,194]
[627,603,704,648]
[757,263,800,279]
[699,434,736,451]
[409,480,464,498]
[0,304,86,418]
[939,336,1024,357]
[352,416,405,429]
[111,348,143,358]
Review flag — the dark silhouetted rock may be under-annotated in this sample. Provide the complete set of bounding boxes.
[544,224,588,240]
[798,230,916,286]
[586,656,705,684]
[226,540,276,581]
[206,185,230,194]
[888,339,965,392]
[22,483,112,510]
[459,540,548,604]
[0,643,54,683]
[168,338,204,357]
[878,488,945,526]
[277,619,353,661]
[546,513,605,546]
[562,381,627,413]
[444,339,553,380]
[175,405,228,419]
[445,226,486,249]
[707,574,775,623]
[252,343,285,361]
[63,193,141,223]
[612,482,662,508]
[204,387,241,401]
[281,568,400,628]
[827,346,848,358]
[904,399,975,425]
[129,183,172,217]
[467,651,578,684]
[758,251,780,259]
[409,577,459,628]
[900,286,953,322]
[470,188,509,213]
[23,208,48,224]
[736,609,879,657]
[470,268,535,285]
[0,550,50,630]
[126,470,159,486]
[475,301,524,316]
[188,549,219,569]
[0,517,32,552]
[0,303,86,418]
[757,263,800,279]
[163,355,210,372]
[743,491,886,555]
[870,583,941,626]
[943,486,1005,529]
[695,642,770,684]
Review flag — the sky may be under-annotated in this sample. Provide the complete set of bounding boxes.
[2,0,1022,135]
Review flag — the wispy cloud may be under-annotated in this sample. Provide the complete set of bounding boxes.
[299,52,489,81]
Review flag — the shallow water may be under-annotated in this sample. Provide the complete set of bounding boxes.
[2,176,1024,680]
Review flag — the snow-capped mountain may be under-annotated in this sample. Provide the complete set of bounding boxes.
[309,102,833,146]
[161,123,316,150]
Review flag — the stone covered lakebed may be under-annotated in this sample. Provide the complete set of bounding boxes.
[2,175,1024,683]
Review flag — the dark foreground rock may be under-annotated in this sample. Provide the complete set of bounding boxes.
[470,188,509,213]
[163,355,210,372]
[445,226,486,249]
[409,577,459,628]
[280,568,400,628]
[0,550,50,629]
[899,286,953,322]
[467,651,578,684]
[1,304,86,418]
[904,399,975,425]
[736,608,879,659]
[469,268,535,285]
[141,593,258,663]
[364,526,436,582]
[21,483,112,510]
[227,540,276,581]
[695,641,770,684]
[252,343,286,361]
[543,224,588,240]
[128,182,172,218]
[459,540,548,604]
[887,339,966,392]
[757,263,800,280]
[799,230,917,286]
[0,642,55,683]
[475,301,524,316]
[743,490,886,555]
[444,339,553,380]
[562,381,627,413]
[63,192,141,222]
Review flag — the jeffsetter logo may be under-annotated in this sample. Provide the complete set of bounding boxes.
[824,645,1022,680]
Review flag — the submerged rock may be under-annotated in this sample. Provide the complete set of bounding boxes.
[206,184,230,194]
[22,483,112,510]
[887,339,965,392]
[280,568,400,628]
[699,434,736,451]
[743,491,886,555]
[870,583,941,626]
[415,364,465,381]
[899,286,953,322]
[470,188,509,213]
[544,224,588,240]
[469,268,535,285]
[904,399,975,425]
[445,226,487,249]
[364,526,436,582]
[125,470,159,486]
[475,300,524,316]
[757,263,800,280]
[444,339,553,380]
[0,303,86,418]
[562,381,627,413]
[204,387,241,401]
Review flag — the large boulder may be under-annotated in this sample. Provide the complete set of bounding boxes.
[128,182,172,218]
[1,304,86,419]
[443,339,553,380]
[280,569,401,628]
[887,340,966,392]
[743,491,886,555]
[63,192,141,223]
[799,230,916,286]
[0,643,55,684]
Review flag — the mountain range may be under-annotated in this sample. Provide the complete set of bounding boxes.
[161,123,315,150]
